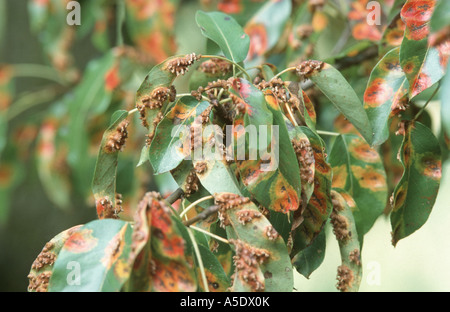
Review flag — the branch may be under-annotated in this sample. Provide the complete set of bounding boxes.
[182,205,219,227]
[166,188,184,205]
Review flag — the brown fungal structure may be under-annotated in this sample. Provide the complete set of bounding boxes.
[349,249,361,266]
[194,161,207,174]
[31,242,56,271]
[184,169,199,197]
[336,264,354,292]
[104,119,129,153]
[229,239,270,292]
[167,53,201,76]
[295,60,324,79]
[292,138,315,184]
[214,193,251,227]
[265,225,280,241]
[330,192,351,241]
[145,111,164,146]
[96,196,121,219]
[235,209,262,225]
[137,85,176,128]
[198,58,232,76]
[28,271,52,292]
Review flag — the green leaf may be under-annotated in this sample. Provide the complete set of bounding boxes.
[195,244,231,292]
[194,159,242,195]
[329,134,388,238]
[215,193,293,292]
[430,0,450,33]
[391,121,442,246]
[379,13,405,56]
[364,47,409,146]
[91,110,129,218]
[399,0,446,98]
[330,189,362,292]
[149,96,210,174]
[48,219,133,292]
[307,63,374,145]
[292,226,326,279]
[195,11,250,63]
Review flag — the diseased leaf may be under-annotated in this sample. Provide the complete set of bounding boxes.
[196,11,250,63]
[292,228,326,279]
[195,244,231,292]
[330,189,362,292]
[399,0,449,98]
[27,225,82,292]
[380,13,406,56]
[149,96,210,174]
[329,134,388,238]
[391,121,442,246]
[92,110,129,219]
[364,47,409,146]
[214,193,293,292]
[127,193,197,292]
[48,219,133,292]
[125,0,180,63]
[291,126,332,255]
[244,0,292,62]
[303,62,374,145]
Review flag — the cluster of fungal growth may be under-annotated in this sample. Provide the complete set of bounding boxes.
[330,192,351,241]
[198,58,232,76]
[214,193,251,227]
[229,239,270,292]
[167,53,201,76]
[308,0,325,12]
[295,60,324,79]
[336,264,354,292]
[28,242,57,292]
[31,242,56,271]
[96,196,121,219]
[292,138,315,184]
[28,271,52,292]
[104,119,129,153]
[349,249,361,266]
[194,161,207,174]
[137,85,176,128]
[184,169,199,196]
[145,111,164,146]
[265,225,280,241]
[235,209,262,225]
[391,96,408,116]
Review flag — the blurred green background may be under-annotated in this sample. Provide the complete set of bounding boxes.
[1,0,449,292]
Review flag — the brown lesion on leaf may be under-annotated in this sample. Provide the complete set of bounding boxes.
[235,209,262,225]
[349,249,361,266]
[214,193,251,227]
[184,169,199,197]
[27,271,52,292]
[295,60,324,79]
[31,242,56,271]
[198,58,232,76]
[194,161,208,174]
[265,225,280,241]
[145,111,164,146]
[96,196,121,219]
[336,264,354,292]
[330,191,351,241]
[166,53,201,76]
[229,239,270,292]
[137,85,176,128]
[292,138,315,184]
[104,119,129,153]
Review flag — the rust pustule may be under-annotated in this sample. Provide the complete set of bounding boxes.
[194,161,207,174]
[184,170,199,196]
[295,60,324,79]
[336,265,354,292]
[349,249,361,266]
[199,58,232,75]
[265,225,279,241]
[28,271,52,292]
[31,242,56,271]
[96,196,120,219]
[235,210,262,225]
[167,53,201,76]
[229,239,270,292]
[292,138,315,184]
[104,119,129,153]
[330,192,351,241]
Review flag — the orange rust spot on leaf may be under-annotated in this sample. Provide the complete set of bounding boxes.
[351,165,387,193]
[364,78,394,107]
[64,229,98,253]
[245,23,268,61]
